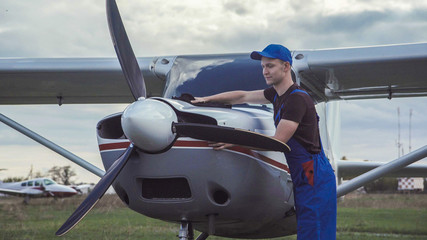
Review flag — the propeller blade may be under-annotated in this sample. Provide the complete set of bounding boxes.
[106,0,146,100]
[173,123,290,153]
[56,144,135,236]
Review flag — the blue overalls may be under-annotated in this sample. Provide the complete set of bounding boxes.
[274,89,337,240]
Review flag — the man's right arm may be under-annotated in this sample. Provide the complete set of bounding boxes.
[191,90,269,105]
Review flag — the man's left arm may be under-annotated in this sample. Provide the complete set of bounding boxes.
[274,119,299,143]
[275,93,306,143]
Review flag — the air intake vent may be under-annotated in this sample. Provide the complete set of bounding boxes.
[141,178,191,199]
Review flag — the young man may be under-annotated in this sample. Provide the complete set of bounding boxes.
[192,44,337,240]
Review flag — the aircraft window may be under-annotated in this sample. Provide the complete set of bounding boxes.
[28,181,33,186]
[21,182,27,187]
[35,180,41,186]
[164,55,269,107]
[44,179,55,185]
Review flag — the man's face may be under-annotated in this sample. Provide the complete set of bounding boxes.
[261,57,287,86]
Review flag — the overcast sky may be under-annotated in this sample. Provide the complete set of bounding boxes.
[1,0,426,183]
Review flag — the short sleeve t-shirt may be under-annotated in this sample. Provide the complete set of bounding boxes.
[264,84,321,154]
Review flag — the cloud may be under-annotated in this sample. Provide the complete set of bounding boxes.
[286,4,427,48]
[2,0,427,57]
[222,1,250,16]
[0,1,112,57]
[1,0,426,182]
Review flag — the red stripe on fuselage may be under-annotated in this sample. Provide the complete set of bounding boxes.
[51,191,77,197]
[174,141,289,172]
[99,140,289,172]
[230,146,290,173]
[99,142,131,151]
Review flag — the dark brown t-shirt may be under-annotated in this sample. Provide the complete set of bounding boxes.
[264,84,321,154]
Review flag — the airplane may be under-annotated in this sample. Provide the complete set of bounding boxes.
[0,177,78,204]
[1,0,427,239]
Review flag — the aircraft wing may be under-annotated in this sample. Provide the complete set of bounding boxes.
[338,160,427,179]
[0,187,43,197]
[0,57,174,105]
[2,43,426,105]
[292,43,427,102]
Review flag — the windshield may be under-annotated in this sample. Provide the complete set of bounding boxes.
[43,179,56,186]
[164,54,271,110]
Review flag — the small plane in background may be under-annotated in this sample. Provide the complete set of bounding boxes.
[0,177,77,204]
[1,0,427,239]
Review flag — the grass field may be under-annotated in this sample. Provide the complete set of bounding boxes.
[0,193,426,240]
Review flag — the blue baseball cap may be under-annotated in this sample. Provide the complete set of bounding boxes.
[250,44,293,65]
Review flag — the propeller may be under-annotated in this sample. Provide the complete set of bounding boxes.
[173,123,290,152]
[120,99,290,153]
[56,0,140,235]
[106,0,145,100]
[56,144,134,236]
[56,0,290,236]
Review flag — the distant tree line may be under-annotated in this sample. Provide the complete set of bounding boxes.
[48,165,76,185]
[363,178,398,193]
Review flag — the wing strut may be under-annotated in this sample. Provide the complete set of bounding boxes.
[0,113,105,178]
[337,145,427,198]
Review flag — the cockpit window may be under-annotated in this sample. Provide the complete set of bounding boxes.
[164,55,269,110]
[43,179,56,186]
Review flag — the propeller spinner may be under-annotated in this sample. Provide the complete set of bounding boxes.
[122,98,178,153]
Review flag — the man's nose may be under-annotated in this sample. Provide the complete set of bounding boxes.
[263,68,269,75]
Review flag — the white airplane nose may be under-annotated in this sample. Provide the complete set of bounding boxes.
[121,99,178,153]
[67,187,78,193]
[57,185,77,193]
[49,185,78,197]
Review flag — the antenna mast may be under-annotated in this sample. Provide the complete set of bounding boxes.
[409,108,412,153]
[397,107,402,158]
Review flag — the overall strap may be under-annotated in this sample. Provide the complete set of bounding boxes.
[273,93,283,126]
[290,89,309,96]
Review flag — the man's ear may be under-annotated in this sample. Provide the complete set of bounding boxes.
[282,62,288,72]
